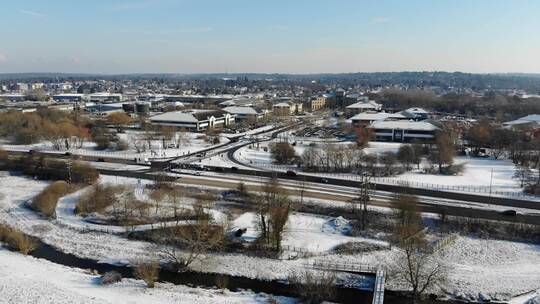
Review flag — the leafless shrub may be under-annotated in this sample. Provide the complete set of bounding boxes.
[99,271,122,285]
[75,184,123,215]
[30,181,70,218]
[0,224,38,255]
[134,261,160,288]
[215,275,229,293]
[288,271,336,304]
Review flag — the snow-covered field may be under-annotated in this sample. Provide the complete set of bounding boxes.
[234,140,535,198]
[1,172,539,302]
[232,212,389,253]
[0,248,294,304]
[0,130,228,160]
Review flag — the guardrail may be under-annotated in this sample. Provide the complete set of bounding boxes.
[372,269,385,304]
[304,260,378,274]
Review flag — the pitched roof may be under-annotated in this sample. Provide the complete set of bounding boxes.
[350,112,405,121]
[223,106,258,115]
[150,111,198,123]
[504,114,540,125]
[369,120,439,131]
[346,100,381,109]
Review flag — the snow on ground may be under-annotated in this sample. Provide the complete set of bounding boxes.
[232,212,388,253]
[385,156,523,193]
[2,172,539,301]
[0,130,228,160]
[234,139,533,198]
[0,247,294,304]
[363,142,403,155]
[438,236,540,301]
[510,289,540,304]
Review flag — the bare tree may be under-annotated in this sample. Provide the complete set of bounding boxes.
[393,235,446,304]
[253,178,291,250]
[160,200,225,270]
[392,193,446,304]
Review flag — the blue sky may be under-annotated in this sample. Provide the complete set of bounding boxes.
[1,0,539,74]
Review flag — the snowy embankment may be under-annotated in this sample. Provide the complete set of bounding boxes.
[0,248,294,304]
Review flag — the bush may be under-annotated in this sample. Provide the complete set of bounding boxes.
[115,139,129,151]
[30,181,70,218]
[289,271,336,304]
[99,271,122,285]
[76,184,122,215]
[134,261,160,288]
[94,135,112,150]
[0,224,38,255]
[70,162,99,184]
[524,183,540,195]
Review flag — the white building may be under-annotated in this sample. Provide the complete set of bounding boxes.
[223,106,269,122]
[88,93,123,103]
[149,110,235,131]
[52,93,87,102]
[345,100,382,117]
[368,120,440,142]
[350,112,408,126]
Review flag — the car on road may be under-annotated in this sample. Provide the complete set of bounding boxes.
[500,209,517,216]
[286,170,297,177]
[231,166,239,171]
[194,171,202,176]
[319,178,329,183]
[64,152,72,156]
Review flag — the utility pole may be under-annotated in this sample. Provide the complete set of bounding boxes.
[489,168,493,197]
[67,160,72,184]
[358,173,373,230]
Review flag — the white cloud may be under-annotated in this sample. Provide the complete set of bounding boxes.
[0,53,7,62]
[371,17,389,24]
[19,9,45,18]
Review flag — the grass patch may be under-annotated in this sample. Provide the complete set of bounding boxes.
[0,224,38,255]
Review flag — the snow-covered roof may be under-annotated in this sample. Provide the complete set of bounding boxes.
[223,106,258,115]
[346,100,381,109]
[504,114,540,125]
[220,100,237,106]
[350,112,404,121]
[89,92,122,97]
[150,111,199,123]
[53,93,85,97]
[404,107,429,114]
[150,110,229,123]
[273,102,290,107]
[369,120,439,131]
